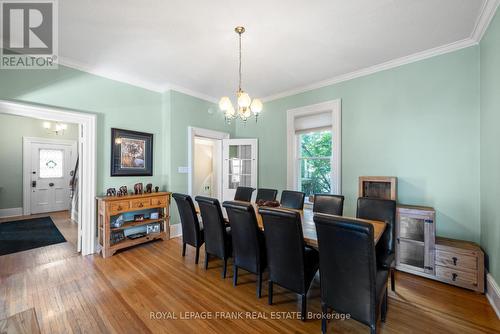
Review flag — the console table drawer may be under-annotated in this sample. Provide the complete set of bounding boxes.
[435,265,477,287]
[110,201,129,214]
[435,250,477,272]
[150,196,167,207]
[130,198,150,209]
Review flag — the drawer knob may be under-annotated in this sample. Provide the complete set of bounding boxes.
[139,203,144,207]
[118,206,122,210]
[452,257,458,265]
[452,273,458,281]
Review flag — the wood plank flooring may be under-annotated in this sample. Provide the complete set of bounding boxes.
[1,222,499,333]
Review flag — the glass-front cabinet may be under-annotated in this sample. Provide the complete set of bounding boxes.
[396,205,436,275]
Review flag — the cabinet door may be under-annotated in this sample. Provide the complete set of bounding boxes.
[423,214,436,275]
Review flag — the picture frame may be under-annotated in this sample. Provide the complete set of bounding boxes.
[111,128,153,176]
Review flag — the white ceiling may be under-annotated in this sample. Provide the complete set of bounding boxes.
[59,0,496,101]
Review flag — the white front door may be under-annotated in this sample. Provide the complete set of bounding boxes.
[222,138,258,201]
[30,142,76,214]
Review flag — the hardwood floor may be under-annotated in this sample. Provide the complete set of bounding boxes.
[1,235,499,333]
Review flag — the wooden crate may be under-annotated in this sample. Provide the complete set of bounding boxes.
[359,176,397,200]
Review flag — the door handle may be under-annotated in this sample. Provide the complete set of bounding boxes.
[32,181,36,188]
[49,182,54,187]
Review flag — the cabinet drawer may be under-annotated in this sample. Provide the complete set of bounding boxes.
[110,201,129,214]
[435,265,477,286]
[150,196,167,207]
[130,198,150,209]
[435,250,477,271]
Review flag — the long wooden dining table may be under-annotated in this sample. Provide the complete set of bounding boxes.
[204,201,387,248]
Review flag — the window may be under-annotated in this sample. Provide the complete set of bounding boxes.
[297,130,332,200]
[39,149,64,178]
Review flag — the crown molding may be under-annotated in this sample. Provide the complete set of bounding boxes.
[262,0,499,102]
[163,84,218,104]
[471,0,500,42]
[58,57,164,92]
[262,38,477,102]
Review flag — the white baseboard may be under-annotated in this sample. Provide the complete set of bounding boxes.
[170,224,182,238]
[487,272,500,319]
[0,207,23,218]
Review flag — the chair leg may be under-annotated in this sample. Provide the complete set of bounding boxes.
[182,242,186,256]
[195,247,200,264]
[301,294,307,321]
[233,265,238,286]
[222,258,228,278]
[381,288,388,323]
[204,252,209,270]
[321,302,328,334]
[268,281,273,305]
[390,268,395,292]
[257,272,262,298]
[370,325,377,334]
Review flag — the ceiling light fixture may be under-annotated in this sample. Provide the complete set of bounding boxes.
[219,26,262,124]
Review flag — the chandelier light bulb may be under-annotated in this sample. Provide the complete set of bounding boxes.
[237,91,251,108]
[250,99,263,114]
[219,96,232,111]
[226,104,236,117]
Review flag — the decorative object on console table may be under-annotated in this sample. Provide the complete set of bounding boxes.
[359,176,397,200]
[111,128,153,176]
[118,186,128,196]
[396,205,435,276]
[96,192,171,258]
[134,183,143,195]
[145,183,152,193]
[155,186,159,193]
[106,188,116,196]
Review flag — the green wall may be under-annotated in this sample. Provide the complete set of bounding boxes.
[480,10,500,282]
[0,114,79,209]
[0,65,165,196]
[236,47,481,242]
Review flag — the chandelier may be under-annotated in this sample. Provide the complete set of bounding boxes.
[219,26,262,124]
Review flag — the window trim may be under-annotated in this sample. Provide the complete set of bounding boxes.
[286,100,342,196]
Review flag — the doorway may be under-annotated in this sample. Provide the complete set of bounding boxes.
[193,137,221,200]
[24,138,77,214]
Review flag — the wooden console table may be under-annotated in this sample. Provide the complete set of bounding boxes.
[96,192,171,258]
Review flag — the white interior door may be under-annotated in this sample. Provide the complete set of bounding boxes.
[30,141,76,214]
[222,138,258,201]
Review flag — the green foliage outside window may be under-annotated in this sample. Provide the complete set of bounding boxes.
[299,130,332,197]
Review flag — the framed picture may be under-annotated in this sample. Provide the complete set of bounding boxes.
[111,128,153,176]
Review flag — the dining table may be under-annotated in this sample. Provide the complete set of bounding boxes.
[199,201,387,248]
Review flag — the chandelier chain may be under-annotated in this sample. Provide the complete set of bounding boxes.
[238,31,242,91]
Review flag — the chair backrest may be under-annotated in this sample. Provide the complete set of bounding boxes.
[259,207,306,293]
[172,193,202,246]
[313,194,345,215]
[256,188,278,202]
[195,196,227,259]
[280,190,306,210]
[234,186,255,202]
[222,201,263,273]
[314,213,377,327]
[356,197,396,255]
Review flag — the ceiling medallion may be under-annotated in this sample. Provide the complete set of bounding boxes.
[218,26,262,124]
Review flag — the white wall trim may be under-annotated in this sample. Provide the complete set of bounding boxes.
[487,272,500,319]
[22,137,77,216]
[187,127,229,203]
[170,224,182,238]
[286,99,342,195]
[471,0,500,42]
[0,207,23,218]
[0,100,97,256]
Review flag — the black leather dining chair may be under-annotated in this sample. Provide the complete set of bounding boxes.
[280,190,306,210]
[356,197,397,292]
[195,196,232,278]
[234,186,255,202]
[259,208,319,321]
[314,214,388,334]
[256,188,278,202]
[172,193,204,264]
[313,194,345,216]
[222,201,267,298]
